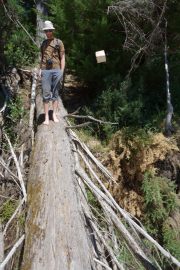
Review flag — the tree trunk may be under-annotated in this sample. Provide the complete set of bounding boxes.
[164,25,174,136]
[21,94,94,270]
[36,0,47,47]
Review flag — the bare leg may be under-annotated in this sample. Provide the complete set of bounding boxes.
[52,100,59,123]
[43,102,49,125]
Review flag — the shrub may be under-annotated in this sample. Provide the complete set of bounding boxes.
[162,222,180,260]
[0,200,17,224]
[4,96,26,144]
[4,29,38,67]
[8,96,25,121]
[142,171,178,236]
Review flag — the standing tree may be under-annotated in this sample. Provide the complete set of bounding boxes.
[36,0,48,47]
[108,0,174,135]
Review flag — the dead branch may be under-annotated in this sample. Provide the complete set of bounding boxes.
[0,234,25,270]
[89,215,125,270]
[18,68,32,74]
[0,84,8,113]
[71,142,113,269]
[78,145,147,248]
[69,128,180,268]
[77,146,180,267]
[68,107,81,116]
[70,130,114,182]
[108,0,168,73]
[102,203,158,270]
[0,195,16,201]
[94,258,112,270]
[66,122,92,129]
[0,102,6,114]
[65,114,118,125]
[4,133,27,201]
[75,166,158,270]
[3,198,25,236]
[0,159,22,191]
[4,156,13,179]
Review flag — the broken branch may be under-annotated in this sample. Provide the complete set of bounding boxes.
[4,133,27,201]
[0,234,25,270]
[64,114,118,125]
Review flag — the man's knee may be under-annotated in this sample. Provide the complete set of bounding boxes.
[43,98,50,103]
[42,88,51,101]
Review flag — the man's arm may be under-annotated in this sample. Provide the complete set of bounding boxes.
[60,51,65,72]
[39,45,43,78]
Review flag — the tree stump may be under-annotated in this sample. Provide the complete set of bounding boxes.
[21,94,94,270]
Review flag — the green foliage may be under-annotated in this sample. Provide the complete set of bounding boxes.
[118,243,144,270]
[8,96,25,122]
[86,189,100,210]
[46,0,180,135]
[120,127,153,148]
[142,171,180,265]
[4,0,24,18]
[4,30,38,67]
[0,200,17,224]
[82,71,164,141]
[1,0,37,69]
[4,96,25,144]
[162,223,180,260]
[48,0,125,87]
[95,86,143,126]
[142,171,178,236]
[18,212,26,227]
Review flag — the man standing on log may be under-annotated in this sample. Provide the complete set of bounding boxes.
[39,20,65,125]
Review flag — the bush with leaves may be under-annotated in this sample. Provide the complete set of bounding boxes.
[162,221,180,260]
[1,0,38,70]
[4,29,38,67]
[4,96,26,144]
[142,171,179,259]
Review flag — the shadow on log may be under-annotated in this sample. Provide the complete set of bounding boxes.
[21,94,95,270]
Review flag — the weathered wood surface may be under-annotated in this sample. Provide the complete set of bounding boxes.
[21,94,94,270]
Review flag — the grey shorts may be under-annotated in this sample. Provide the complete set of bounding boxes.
[41,69,63,102]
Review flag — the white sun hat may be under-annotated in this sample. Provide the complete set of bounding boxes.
[42,20,55,31]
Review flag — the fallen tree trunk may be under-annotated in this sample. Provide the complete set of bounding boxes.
[21,94,95,270]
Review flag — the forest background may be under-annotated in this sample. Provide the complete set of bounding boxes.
[1,0,180,138]
[0,0,180,268]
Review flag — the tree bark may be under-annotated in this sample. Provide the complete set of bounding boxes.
[36,0,48,47]
[21,95,95,270]
[164,23,174,136]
